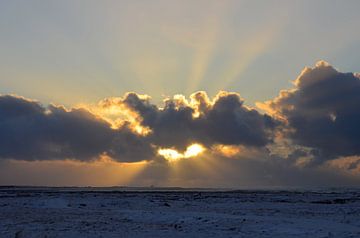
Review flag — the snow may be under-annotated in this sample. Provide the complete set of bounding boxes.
[0,187,359,237]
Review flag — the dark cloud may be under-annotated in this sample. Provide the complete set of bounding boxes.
[260,61,360,162]
[120,91,277,150]
[0,91,276,162]
[6,59,360,168]
[2,150,359,187]
[2,61,360,186]
[0,95,154,162]
[124,150,360,188]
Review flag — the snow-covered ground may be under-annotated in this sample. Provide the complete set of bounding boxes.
[0,187,360,238]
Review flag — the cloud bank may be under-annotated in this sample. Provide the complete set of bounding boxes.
[1,61,360,186]
[259,61,360,164]
[0,91,276,162]
[0,95,154,162]
[119,91,276,150]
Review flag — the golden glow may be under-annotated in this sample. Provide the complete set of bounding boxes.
[213,144,241,157]
[158,148,183,161]
[326,156,360,175]
[184,144,205,157]
[158,143,205,161]
[78,97,152,136]
[4,155,149,186]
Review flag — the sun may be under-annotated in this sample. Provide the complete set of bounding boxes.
[184,144,205,158]
[157,148,183,161]
[158,143,205,161]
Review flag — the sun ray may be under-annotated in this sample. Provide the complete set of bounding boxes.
[4,156,149,187]
[184,2,229,95]
[209,18,287,94]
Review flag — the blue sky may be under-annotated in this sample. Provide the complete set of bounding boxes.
[1,0,360,106]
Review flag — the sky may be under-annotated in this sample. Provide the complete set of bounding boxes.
[1,0,360,187]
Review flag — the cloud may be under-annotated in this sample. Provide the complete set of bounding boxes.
[258,61,360,163]
[0,95,154,162]
[119,91,277,150]
[120,149,360,188]
[2,61,360,186]
[0,91,276,162]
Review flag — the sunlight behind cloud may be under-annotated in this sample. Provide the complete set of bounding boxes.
[212,144,241,157]
[184,144,205,158]
[158,143,205,161]
[78,96,152,135]
[0,156,149,186]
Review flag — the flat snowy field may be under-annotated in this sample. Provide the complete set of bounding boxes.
[0,187,360,238]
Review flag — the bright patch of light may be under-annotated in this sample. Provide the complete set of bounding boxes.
[213,144,240,157]
[184,144,205,158]
[329,112,337,122]
[157,148,183,161]
[158,143,205,161]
